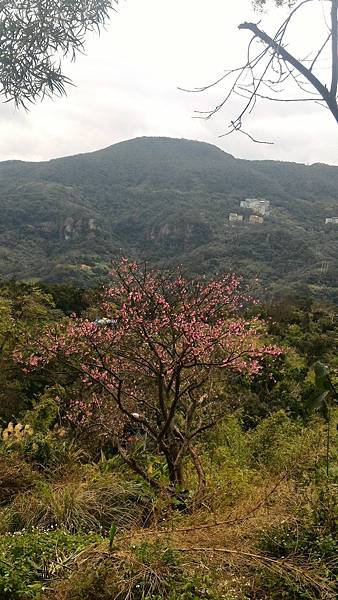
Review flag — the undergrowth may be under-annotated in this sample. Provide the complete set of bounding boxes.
[0,411,336,600]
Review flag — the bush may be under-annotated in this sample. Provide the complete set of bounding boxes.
[1,424,88,473]
[0,529,100,599]
[259,480,337,560]
[254,481,337,599]
[247,411,324,474]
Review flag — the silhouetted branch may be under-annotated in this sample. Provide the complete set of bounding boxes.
[187,0,338,141]
[331,0,338,96]
[238,20,338,121]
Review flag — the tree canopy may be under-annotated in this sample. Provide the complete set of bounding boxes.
[20,259,280,499]
[0,0,118,107]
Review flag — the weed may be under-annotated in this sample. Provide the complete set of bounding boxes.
[255,481,337,598]
[0,529,100,599]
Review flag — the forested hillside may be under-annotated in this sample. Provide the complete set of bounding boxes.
[0,137,337,301]
[0,269,337,599]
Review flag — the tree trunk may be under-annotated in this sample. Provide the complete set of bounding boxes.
[166,453,184,487]
[189,443,206,507]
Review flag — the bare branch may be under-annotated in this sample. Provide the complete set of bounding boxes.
[331,0,338,96]
[239,20,338,122]
[188,0,338,140]
[310,31,332,72]
[219,125,274,145]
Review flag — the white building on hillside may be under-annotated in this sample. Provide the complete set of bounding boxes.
[229,213,243,222]
[240,198,270,216]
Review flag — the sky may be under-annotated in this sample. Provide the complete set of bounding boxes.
[0,0,337,165]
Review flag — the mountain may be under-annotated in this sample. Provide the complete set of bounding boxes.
[0,136,337,302]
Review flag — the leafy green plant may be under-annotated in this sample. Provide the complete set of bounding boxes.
[1,423,87,473]
[0,529,100,599]
[108,522,117,551]
[23,387,62,432]
[0,452,37,506]
[256,481,337,598]
[247,410,323,475]
[309,362,338,475]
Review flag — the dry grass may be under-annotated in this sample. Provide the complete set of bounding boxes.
[5,469,151,534]
[39,454,337,600]
[109,476,335,600]
[12,413,337,599]
[0,452,37,505]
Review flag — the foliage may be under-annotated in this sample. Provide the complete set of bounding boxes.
[0,0,118,107]
[256,481,338,599]
[311,361,338,416]
[49,539,223,600]
[0,451,37,506]
[239,298,338,422]
[0,267,336,600]
[21,259,280,499]
[0,280,62,421]
[201,411,331,513]
[0,138,337,304]
[0,529,100,599]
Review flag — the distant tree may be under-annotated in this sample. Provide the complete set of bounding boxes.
[0,281,58,420]
[21,259,280,501]
[0,1,118,107]
[191,0,338,142]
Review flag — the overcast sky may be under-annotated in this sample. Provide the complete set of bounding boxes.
[0,0,337,165]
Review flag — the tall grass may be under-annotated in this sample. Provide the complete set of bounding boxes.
[4,470,151,534]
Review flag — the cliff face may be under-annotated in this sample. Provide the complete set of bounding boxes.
[60,217,97,241]
[22,217,97,240]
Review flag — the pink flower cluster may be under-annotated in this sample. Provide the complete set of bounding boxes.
[19,259,282,427]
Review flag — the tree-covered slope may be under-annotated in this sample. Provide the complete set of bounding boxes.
[0,136,337,301]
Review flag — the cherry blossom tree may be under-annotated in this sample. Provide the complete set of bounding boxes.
[21,259,280,500]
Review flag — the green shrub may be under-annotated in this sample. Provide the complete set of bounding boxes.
[247,411,323,474]
[255,482,337,599]
[260,480,337,557]
[206,414,250,467]
[0,529,100,599]
[23,387,61,433]
[1,425,87,473]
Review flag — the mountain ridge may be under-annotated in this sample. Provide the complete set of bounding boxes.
[3,135,338,168]
[0,136,337,302]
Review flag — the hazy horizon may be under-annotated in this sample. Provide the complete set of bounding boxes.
[1,0,337,165]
